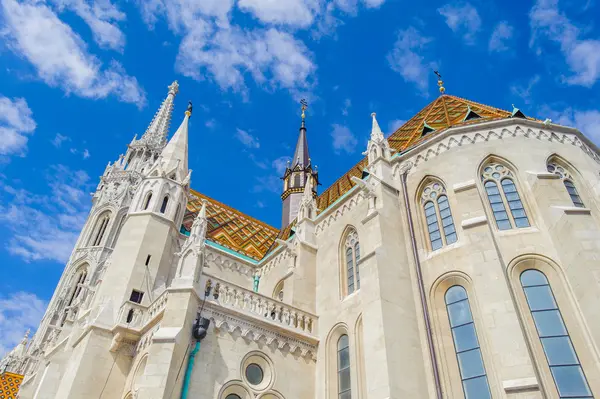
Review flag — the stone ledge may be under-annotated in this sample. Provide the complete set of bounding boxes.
[461,216,487,229]
[528,171,560,179]
[453,180,477,193]
[551,205,592,215]
[503,376,539,393]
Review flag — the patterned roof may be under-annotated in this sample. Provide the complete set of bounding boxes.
[185,189,279,261]
[0,372,23,399]
[186,94,516,261]
[317,94,513,210]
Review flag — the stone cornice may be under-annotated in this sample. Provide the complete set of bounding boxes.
[203,304,318,361]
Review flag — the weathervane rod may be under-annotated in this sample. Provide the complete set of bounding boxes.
[434,70,446,94]
[300,98,308,128]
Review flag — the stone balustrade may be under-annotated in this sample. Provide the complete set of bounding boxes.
[147,290,168,321]
[117,301,147,329]
[201,274,317,335]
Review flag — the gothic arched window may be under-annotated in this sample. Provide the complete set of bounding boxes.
[445,286,491,399]
[160,196,169,214]
[342,228,360,296]
[420,180,457,250]
[294,173,301,188]
[482,162,529,230]
[143,192,153,210]
[337,334,351,399]
[89,212,110,246]
[547,161,585,208]
[520,270,592,398]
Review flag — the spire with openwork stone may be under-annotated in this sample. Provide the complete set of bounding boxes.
[136,80,179,149]
[365,113,392,165]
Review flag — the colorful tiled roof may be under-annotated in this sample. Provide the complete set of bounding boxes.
[0,372,23,399]
[317,94,513,210]
[186,94,516,261]
[184,189,279,261]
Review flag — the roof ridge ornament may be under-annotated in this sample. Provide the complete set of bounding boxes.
[511,104,526,119]
[300,98,308,128]
[434,70,446,94]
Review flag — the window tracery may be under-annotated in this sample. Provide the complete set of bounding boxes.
[337,334,351,399]
[520,270,592,398]
[547,162,585,208]
[420,181,457,250]
[481,162,529,230]
[89,212,111,247]
[342,229,360,296]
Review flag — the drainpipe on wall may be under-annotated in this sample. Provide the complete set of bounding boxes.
[400,170,444,399]
[180,315,210,399]
[253,274,260,293]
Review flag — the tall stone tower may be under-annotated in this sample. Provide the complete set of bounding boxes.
[280,101,319,227]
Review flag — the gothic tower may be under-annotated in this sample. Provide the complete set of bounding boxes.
[280,102,319,227]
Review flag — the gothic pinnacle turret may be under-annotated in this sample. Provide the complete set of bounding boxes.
[158,101,191,182]
[137,80,179,149]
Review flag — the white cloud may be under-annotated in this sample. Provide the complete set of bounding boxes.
[176,26,316,96]
[387,27,433,94]
[331,123,358,154]
[205,119,217,129]
[542,106,600,145]
[341,98,351,116]
[388,119,406,134]
[510,75,541,105]
[438,2,481,45]
[1,0,145,106]
[52,0,126,51]
[51,133,70,148]
[82,148,90,159]
[236,128,260,149]
[272,155,291,175]
[0,292,47,357]
[0,165,91,263]
[489,21,514,52]
[238,0,319,27]
[0,96,36,156]
[530,0,600,87]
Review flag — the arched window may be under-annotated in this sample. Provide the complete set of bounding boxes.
[547,162,585,208]
[143,192,153,210]
[520,270,592,398]
[160,196,169,214]
[225,395,241,399]
[420,181,457,250]
[294,174,301,187]
[482,162,529,230]
[342,228,360,296]
[89,212,110,246]
[67,269,88,307]
[445,286,491,399]
[337,334,351,399]
[273,280,285,301]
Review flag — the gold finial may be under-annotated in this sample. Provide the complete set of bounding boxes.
[300,98,308,127]
[434,70,445,94]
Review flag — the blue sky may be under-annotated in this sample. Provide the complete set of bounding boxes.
[0,0,599,355]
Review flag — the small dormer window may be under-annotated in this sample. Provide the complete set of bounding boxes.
[422,121,436,136]
[463,105,481,121]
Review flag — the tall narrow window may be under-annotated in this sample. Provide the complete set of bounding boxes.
[482,163,529,230]
[343,229,360,296]
[520,270,592,398]
[143,192,152,210]
[160,196,169,214]
[547,162,585,208]
[337,334,351,399]
[445,286,491,399]
[90,213,110,246]
[421,181,457,250]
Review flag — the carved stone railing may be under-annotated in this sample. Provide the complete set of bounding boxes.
[201,274,317,336]
[117,301,147,329]
[146,290,168,321]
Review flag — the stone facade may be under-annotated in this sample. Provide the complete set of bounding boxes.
[4,84,600,399]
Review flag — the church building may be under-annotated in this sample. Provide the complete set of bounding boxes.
[2,77,600,399]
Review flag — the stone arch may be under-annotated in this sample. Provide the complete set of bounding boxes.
[506,254,600,397]
[217,380,253,399]
[338,225,360,298]
[354,314,366,398]
[325,322,351,399]
[429,271,498,398]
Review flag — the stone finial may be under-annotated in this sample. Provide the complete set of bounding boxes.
[168,80,179,96]
[370,113,385,142]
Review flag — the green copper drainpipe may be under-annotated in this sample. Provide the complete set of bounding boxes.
[181,341,200,399]
[253,274,260,292]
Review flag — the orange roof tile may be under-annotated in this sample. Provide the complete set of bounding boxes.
[0,372,23,399]
[317,94,513,210]
[187,94,517,261]
[185,189,279,261]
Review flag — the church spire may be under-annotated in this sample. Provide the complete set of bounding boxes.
[280,99,319,228]
[158,101,191,181]
[137,80,179,149]
[292,99,310,167]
